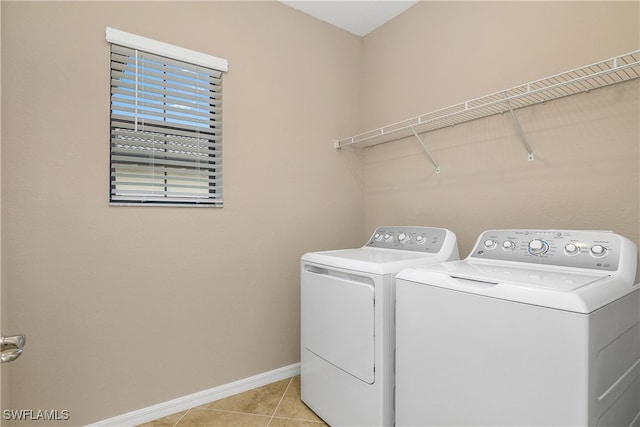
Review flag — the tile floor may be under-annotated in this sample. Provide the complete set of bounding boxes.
[137,375,328,427]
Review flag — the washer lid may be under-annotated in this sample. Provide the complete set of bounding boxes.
[302,247,454,275]
[437,260,608,291]
[396,260,635,313]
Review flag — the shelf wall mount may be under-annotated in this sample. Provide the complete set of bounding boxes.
[410,126,440,173]
[502,93,535,161]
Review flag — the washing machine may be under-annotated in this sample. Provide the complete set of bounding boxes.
[395,229,639,427]
[301,226,459,427]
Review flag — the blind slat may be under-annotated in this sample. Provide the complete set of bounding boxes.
[113,180,217,191]
[110,197,222,206]
[110,68,221,96]
[112,155,219,171]
[110,75,222,101]
[110,44,225,77]
[111,114,221,137]
[111,153,221,169]
[112,128,221,149]
[111,86,222,113]
[111,119,222,140]
[111,196,220,205]
[112,172,222,185]
[110,56,222,87]
[111,103,219,126]
[111,143,223,160]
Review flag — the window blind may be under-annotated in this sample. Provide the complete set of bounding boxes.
[109,43,223,206]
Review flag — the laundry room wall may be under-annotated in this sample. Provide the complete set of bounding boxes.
[1,1,363,425]
[358,1,640,264]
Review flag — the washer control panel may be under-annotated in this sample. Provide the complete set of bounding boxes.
[366,226,448,253]
[470,229,623,271]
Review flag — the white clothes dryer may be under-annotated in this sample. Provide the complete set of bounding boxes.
[301,226,459,427]
[395,229,639,427]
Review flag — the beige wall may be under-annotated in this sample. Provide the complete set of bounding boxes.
[359,1,640,260]
[1,2,363,424]
[1,1,639,425]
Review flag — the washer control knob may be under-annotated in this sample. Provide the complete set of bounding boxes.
[502,240,516,250]
[564,243,580,255]
[416,235,425,244]
[398,233,409,244]
[384,233,393,242]
[528,239,549,255]
[591,245,607,257]
[484,239,497,250]
[374,233,383,241]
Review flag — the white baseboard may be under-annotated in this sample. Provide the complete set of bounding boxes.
[86,362,301,427]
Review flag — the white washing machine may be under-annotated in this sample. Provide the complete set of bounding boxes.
[301,226,459,427]
[395,229,639,427]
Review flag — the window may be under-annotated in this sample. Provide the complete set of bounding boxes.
[107,28,228,206]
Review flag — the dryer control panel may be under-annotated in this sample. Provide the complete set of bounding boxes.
[366,226,449,253]
[469,229,632,271]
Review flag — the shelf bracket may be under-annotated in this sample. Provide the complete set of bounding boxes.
[503,93,534,161]
[410,126,440,173]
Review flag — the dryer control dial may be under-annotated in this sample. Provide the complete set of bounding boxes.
[590,245,607,257]
[398,233,409,244]
[564,243,580,256]
[484,239,497,250]
[528,239,549,255]
[502,240,516,251]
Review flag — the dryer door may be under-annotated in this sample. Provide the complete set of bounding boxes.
[302,265,375,384]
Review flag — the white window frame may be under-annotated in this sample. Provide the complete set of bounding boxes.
[107,28,228,207]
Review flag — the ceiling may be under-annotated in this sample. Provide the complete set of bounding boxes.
[280,1,418,37]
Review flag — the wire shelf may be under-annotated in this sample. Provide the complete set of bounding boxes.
[335,50,640,149]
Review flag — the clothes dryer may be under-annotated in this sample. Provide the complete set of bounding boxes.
[301,226,459,427]
[395,229,639,427]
